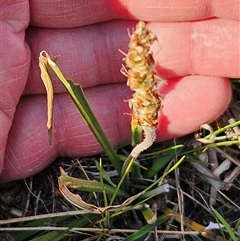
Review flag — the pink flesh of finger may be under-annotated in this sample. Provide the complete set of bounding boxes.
[29,0,239,28]
[156,76,231,140]
[0,0,30,171]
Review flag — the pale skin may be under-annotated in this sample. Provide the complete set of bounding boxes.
[0,0,239,182]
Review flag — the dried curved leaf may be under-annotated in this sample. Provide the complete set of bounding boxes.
[58,167,144,214]
[39,51,55,143]
[59,167,128,198]
[195,124,216,144]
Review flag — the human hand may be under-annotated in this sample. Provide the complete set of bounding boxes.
[0,0,238,182]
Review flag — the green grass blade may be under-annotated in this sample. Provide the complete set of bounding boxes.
[31,231,65,241]
[48,56,122,174]
[67,80,122,174]
[143,149,176,178]
[30,214,98,241]
[96,161,117,187]
[123,214,171,241]
[8,216,73,241]
[9,219,51,241]
[109,156,135,206]
[211,207,238,241]
[145,156,185,193]
[131,125,142,146]
[99,159,108,208]
[139,184,169,201]
[130,126,143,180]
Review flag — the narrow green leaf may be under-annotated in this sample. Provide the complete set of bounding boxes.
[131,125,142,146]
[96,161,117,187]
[139,184,169,201]
[99,159,109,208]
[9,216,71,241]
[66,80,122,174]
[143,149,175,178]
[123,214,171,241]
[30,214,98,241]
[44,53,122,174]
[130,124,143,180]
[110,156,135,206]
[211,207,238,241]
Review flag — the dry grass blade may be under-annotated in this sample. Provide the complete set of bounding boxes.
[162,207,223,241]
[58,167,145,214]
[39,51,55,143]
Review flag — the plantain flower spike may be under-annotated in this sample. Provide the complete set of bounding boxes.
[120,21,163,161]
[120,21,163,130]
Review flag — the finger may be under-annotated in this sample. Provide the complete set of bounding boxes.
[25,19,239,94]
[0,76,231,182]
[0,1,30,172]
[156,76,231,140]
[29,0,239,28]
[149,19,239,79]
